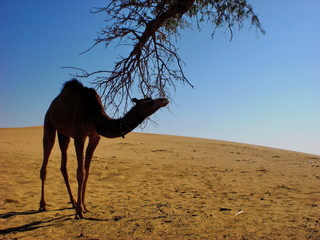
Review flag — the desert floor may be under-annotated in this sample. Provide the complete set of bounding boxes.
[0,127,319,239]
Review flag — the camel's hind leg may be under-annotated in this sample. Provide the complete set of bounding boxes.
[74,136,86,219]
[82,135,100,212]
[58,132,76,208]
[39,118,56,211]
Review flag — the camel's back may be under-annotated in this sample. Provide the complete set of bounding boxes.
[46,79,105,131]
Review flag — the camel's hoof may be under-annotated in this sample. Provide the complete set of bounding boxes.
[83,206,90,213]
[39,206,46,212]
[75,205,85,219]
[75,213,85,220]
[39,203,46,212]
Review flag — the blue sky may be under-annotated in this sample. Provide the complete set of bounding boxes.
[1,0,319,155]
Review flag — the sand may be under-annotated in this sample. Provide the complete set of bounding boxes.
[0,127,319,239]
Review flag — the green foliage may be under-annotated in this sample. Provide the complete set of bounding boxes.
[159,0,265,39]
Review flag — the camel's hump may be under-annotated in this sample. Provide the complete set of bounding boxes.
[58,79,103,115]
[62,79,84,90]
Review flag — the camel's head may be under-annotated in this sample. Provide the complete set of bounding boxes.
[131,97,169,118]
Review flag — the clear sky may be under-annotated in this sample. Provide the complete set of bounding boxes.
[1,0,319,155]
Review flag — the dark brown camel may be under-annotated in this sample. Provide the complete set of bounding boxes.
[39,79,169,219]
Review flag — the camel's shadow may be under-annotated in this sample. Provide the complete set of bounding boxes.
[0,209,39,219]
[0,208,73,235]
[0,206,74,219]
[0,218,58,235]
[0,208,109,235]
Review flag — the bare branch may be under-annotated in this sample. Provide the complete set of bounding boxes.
[69,0,264,115]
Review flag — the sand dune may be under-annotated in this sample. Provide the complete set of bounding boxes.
[0,127,319,239]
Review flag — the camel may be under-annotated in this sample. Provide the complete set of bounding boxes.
[39,79,169,219]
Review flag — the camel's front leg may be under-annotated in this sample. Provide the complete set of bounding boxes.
[82,135,100,212]
[58,133,76,208]
[74,136,86,219]
[39,119,56,211]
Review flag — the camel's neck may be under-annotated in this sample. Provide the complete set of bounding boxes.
[95,108,145,139]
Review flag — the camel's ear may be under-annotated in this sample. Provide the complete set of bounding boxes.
[131,98,139,104]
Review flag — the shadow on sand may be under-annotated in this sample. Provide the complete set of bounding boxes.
[0,216,73,235]
[0,208,109,235]
[0,209,39,219]
[0,208,73,235]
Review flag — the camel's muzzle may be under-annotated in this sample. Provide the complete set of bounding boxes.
[158,98,169,107]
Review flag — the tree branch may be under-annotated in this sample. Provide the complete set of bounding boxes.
[69,0,264,116]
